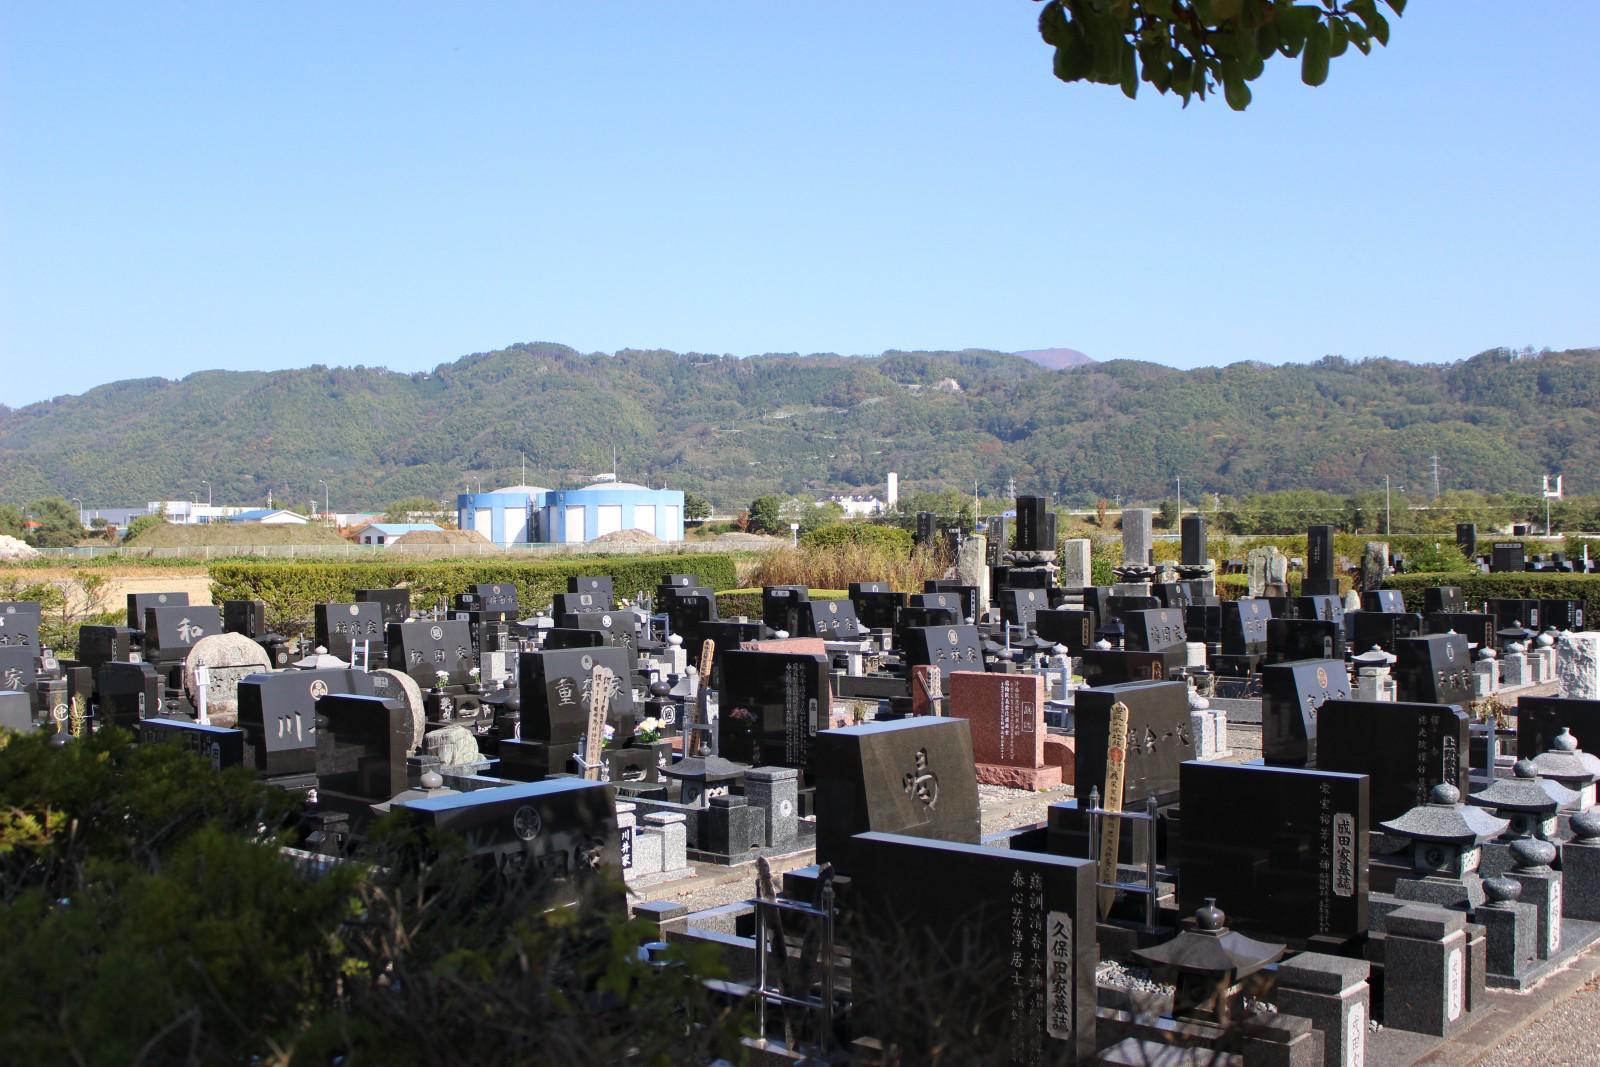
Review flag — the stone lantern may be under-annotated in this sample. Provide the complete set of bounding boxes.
[1530,728,1600,811]
[1133,899,1285,1027]
[1352,645,1396,702]
[1468,759,1574,841]
[1380,783,1508,909]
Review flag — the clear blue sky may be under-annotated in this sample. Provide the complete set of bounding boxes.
[3,2,1596,407]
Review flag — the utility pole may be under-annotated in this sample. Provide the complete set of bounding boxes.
[1175,476,1182,518]
[1430,453,1441,502]
[1385,475,1391,536]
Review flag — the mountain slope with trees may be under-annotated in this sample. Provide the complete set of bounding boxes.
[0,344,1595,511]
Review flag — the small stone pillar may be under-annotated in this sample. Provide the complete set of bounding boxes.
[1532,632,1557,684]
[643,811,688,873]
[1473,648,1498,698]
[1504,838,1562,959]
[743,766,800,852]
[1274,952,1370,1067]
[1561,810,1600,920]
[1477,876,1537,983]
[1382,904,1471,1037]
[1501,644,1532,688]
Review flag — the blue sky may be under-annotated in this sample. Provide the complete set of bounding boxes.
[2,2,1596,407]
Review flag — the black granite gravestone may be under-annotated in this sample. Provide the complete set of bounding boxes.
[0,645,36,692]
[315,602,387,664]
[1266,618,1342,666]
[1362,590,1406,614]
[0,602,42,650]
[1181,514,1208,568]
[1121,608,1188,673]
[386,619,475,687]
[693,620,765,683]
[222,599,268,638]
[1393,633,1472,706]
[812,716,981,875]
[1015,496,1057,553]
[1490,543,1525,574]
[236,668,377,777]
[76,626,134,672]
[899,624,983,687]
[1540,599,1585,632]
[97,661,160,727]
[848,832,1097,1065]
[801,598,865,640]
[1261,659,1351,766]
[1485,598,1542,632]
[1317,699,1469,821]
[1034,608,1097,655]
[1347,610,1423,654]
[718,648,830,768]
[552,591,610,619]
[315,693,410,801]
[1303,525,1338,596]
[998,587,1047,633]
[465,582,519,618]
[1074,680,1193,805]
[143,605,222,664]
[1456,524,1477,560]
[138,718,246,771]
[0,690,31,732]
[1076,650,1167,687]
[126,591,188,631]
[1221,599,1273,655]
[663,590,717,642]
[518,645,637,747]
[554,609,637,655]
[390,778,623,911]
[540,628,606,651]
[1515,696,1600,760]
[1422,587,1465,615]
[761,586,810,635]
[1424,612,1496,652]
[849,588,904,631]
[568,575,614,599]
[926,580,980,624]
[355,587,411,627]
[1177,761,1369,947]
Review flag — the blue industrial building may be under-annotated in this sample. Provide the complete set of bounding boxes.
[456,478,684,545]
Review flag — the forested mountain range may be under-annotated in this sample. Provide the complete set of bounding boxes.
[1,343,1596,511]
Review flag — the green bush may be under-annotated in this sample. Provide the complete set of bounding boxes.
[799,522,914,554]
[1384,572,1600,621]
[211,553,744,635]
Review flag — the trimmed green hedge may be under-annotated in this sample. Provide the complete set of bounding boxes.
[1384,572,1600,621]
[210,554,743,634]
[714,587,847,620]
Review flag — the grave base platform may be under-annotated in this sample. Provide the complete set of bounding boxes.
[1484,917,1600,991]
[973,760,1062,790]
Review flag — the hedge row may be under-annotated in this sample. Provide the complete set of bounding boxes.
[1383,572,1600,623]
[210,554,743,635]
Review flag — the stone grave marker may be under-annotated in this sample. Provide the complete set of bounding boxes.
[568,574,615,600]
[1318,699,1470,821]
[236,668,376,778]
[314,692,410,800]
[1074,680,1193,805]
[1423,587,1466,615]
[0,645,36,692]
[1362,590,1406,614]
[1303,524,1338,596]
[1266,618,1342,665]
[899,624,983,688]
[181,632,270,726]
[314,602,387,665]
[368,667,426,752]
[1015,495,1057,553]
[138,718,246,771]
[848,832,1097,1065]
[997,587,1047,633]
[1178,761,1370,947]
[518,646,637,746]
[849,585,904,631]
[1121,608,1188,672]
[1490,542,1525,573]
[761,585,810,635]
[97,661,160,727]
[1485,598,1542,632]
[1394,633,1473,706]
[1221,599,1273,655]
[143,604,222,665]
[947,671,1060,790]
[718,648,830,768]
[554,609,637,655]
[222,599,267,638]
[390,778,624,911]
[1540,599,1585,632]
[802,598,865,640]
[386,619,475,688]
[1515,696,1600,760]
[1424,612,1496,652]
[1034,608,1097,656]
[812,715,981,874]
[1121,508,1154,568]
[1076,649,1167,688]
[0,602,42,650]
[1261,659,1351,766]
[355,587,411,627]
[127,591,188,631]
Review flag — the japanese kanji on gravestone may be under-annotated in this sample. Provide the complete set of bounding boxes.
[718,648,830,768]
[1318,699,1470,822]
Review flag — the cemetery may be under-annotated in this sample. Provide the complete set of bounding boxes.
[6,500,1600,1065]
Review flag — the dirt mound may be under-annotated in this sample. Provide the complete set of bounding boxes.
[590,528,661,545]
[0,535,39,561]
[390,528,490,545]
[126,522,347,547]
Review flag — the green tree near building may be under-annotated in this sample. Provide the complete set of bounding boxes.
[683,492,711,522]
[24,498,83,548]
[747,495,784,535]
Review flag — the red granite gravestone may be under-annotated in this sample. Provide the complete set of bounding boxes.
[739,636,829,657]
[947,670,1062,790]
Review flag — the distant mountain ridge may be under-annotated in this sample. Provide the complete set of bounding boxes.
[1,343,1596,511]
[1013,347,1095,369]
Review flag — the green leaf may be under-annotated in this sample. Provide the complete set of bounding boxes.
[1120,41,1139,99]
[1221,59,1252,111]
[1368,10,1390,46]
[1038,1,1070,47]
[1386,0,1407,15]
[1302,22,1331,86]
[1329,17,1349,57]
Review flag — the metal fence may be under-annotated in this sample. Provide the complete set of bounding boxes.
[31,538,776,561]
